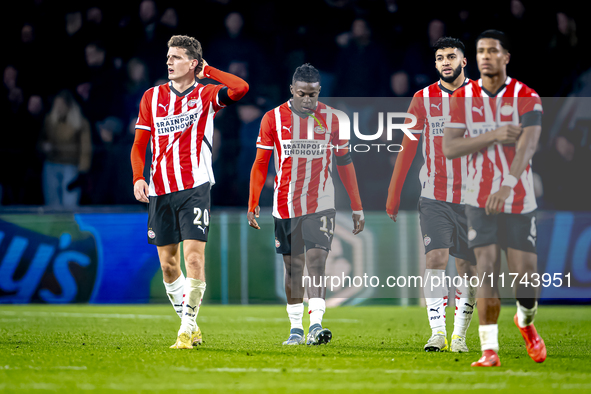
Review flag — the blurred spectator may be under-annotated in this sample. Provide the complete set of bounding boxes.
[235,100,265,205]
[207,12,270,102]
[87,116,136,204]
[402,19,446,89]
[210,103,242,206]
[333,18,389,97]
[16,23,44,94]
[428,19,445,47]
[390,71,411,97]
[79,6,107,44]
[39,90,92,208]
[139,0,158,41]
[132,0,167,82]
[0,63,46,205]
[535,121,591,211]
[66,10,83,38]
[78,41,125,128]
[22,95,46,204]
[154,7,180,49]
[123,58,151,119]
[546,11,581,96]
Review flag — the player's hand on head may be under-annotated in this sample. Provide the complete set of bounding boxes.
[352,210,365,235]
[196,59,208,79]
[495,124,522,144]
[485,186,511,215]
[247,206,261,229]
[133,179,150,203]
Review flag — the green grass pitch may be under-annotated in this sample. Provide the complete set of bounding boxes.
[1,304,590,393]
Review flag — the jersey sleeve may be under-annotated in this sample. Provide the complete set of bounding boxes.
[203,65,249,107]
[407,91,427,134]
[447,88,467,129]
[135,89,153,132]
[518,85,543,115]
[256,111,275,150]
[518,85,543,128]
[208,84,227,113]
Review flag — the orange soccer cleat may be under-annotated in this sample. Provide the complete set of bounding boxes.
[471,349,501,367]
[514,314,546,363]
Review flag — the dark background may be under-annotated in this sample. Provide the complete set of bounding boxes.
[1,0,589,211]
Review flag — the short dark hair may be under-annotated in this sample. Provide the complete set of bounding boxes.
[292,63,320,84]
[476,30,511,52]
[168,35,203,75]
[432,37,465,55]
[167,35,203,61]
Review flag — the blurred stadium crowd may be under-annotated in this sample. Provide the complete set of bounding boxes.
[1,0,589,211]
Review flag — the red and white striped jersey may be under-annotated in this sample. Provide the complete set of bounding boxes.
[408,79,471,204]
[136,81,225,196]
[447,77,543,214]
[256,101,348,219]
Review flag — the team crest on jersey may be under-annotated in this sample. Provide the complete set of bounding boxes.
[188,99,198,107]
[314,125,326,134]
[148,229,156,239]
[500,103,513,116]
[275,238,281,248]
[423,235,431,247]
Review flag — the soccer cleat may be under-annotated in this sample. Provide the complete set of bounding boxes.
[424,331,448,352]
[514,314,546,363]
[191,328,202,346]
[170,332,193,349]
[306,324,332,345]
[283,334,306,345]
[451,334,469,353]
[471,349,501,367]
[283,328,305,345]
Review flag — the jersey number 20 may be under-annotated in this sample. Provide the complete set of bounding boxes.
[193,208,210,226]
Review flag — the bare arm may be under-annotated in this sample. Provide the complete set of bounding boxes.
[509,125,541,179]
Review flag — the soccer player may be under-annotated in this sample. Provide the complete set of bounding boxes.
[247,64,364,346]
[130,35,248,349]
[386,37,478,353]
[443,30,546,367]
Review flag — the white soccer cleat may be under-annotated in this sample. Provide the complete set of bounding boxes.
[424,331,448,352]
[283,328,305,345]
[283,334,306,345]
[450,334,469,353]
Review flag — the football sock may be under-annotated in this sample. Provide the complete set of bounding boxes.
[164,272,185,319]
[479,324,499,352]
[424,269,447,336]
[179,278,206,336]
[286,303,304,332]
[452,280,477,338]
[308,298,326,328]
[516,300,538,327]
